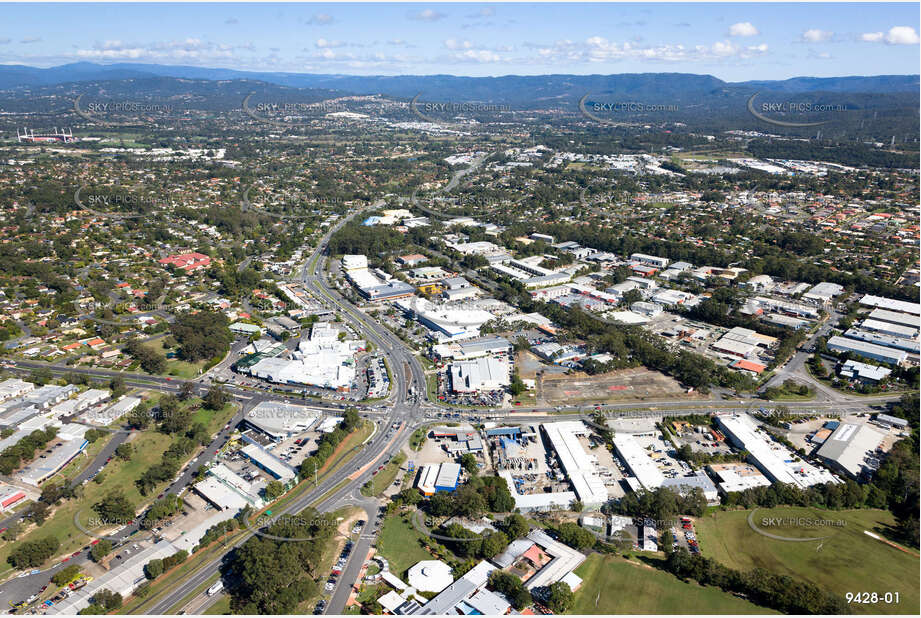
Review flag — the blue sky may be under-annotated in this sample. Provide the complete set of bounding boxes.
[1,2,918,80]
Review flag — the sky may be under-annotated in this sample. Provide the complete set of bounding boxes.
[0,2,918,81]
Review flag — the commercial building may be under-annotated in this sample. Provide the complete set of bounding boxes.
[859,318,918,340]
[18,433,89,486]
[194,463,266,510]
[542,421,609,508]
[0,378,34,402]
[816,423,887,479]
[432,336,512,361]
[0,484,27,512]
[50,388,109,417]
[396,297,495,342]
[707,462,772,495]
[500,469,576,512]
[838,360,892,383]
[715,414,839,489]
[612,434,665,491]
[246,322,357,390]
[240,443,297,482]
[449,356,509,393]
[229,322,262,337]
[826,335,907,366]
[242,401,322,440]
[859,295,921,316]
[629,253,669,269]
[867,308,920,330]
[416,462,461,495]
[661,471,719,504]
[411,560,499,615]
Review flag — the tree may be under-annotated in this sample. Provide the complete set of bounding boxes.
[158,396,191,434]
[499,513,530,540]
[115,443,133,461]
[93,489,135,524]
[459,453,478,476]
[203,384,228,410]
[7,537,60,568]
[509,371,526,396]
[547,581,574,614]
[264,480,285,501]
[144,558,164,580]
[90,539,112,563]
[178,381,196,401]
[488,571,531,610]
[479,531,509,559]
[52,565,81,586]
[556,522,596,551]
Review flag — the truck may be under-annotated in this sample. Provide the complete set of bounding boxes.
[207,581,224,596]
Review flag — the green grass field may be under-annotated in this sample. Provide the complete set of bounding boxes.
[143,338,208,378]
[0,431,173,574]
[694,507,919,615]
[361,452,406,497]
[573,553,776,614]
[377,513,455,580]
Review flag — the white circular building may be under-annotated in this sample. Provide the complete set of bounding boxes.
[407,560,454,593]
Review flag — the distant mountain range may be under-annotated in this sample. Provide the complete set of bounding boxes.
[0,62,917,106]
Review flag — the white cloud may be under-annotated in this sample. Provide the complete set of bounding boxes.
[862,27,919,44]
[443,39,474,51]
[409,9,446,22]
[885,26,920,44]
[225,18,238,25]
[20,37,42,44]
[728,22,759,37]
[453,49,500,63]
[467,7,495,18]
[315,38,346,49]
[307,13,335,26]
[802,29,833,42]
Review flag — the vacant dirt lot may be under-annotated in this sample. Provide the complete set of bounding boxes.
[539,367,696,404]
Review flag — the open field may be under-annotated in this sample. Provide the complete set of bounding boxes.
[539,367,696,404]
[694,507,920,615]
[143,338,208,379]
[377,512,457,580]
[573,553,776,614]
[0,431,173,574]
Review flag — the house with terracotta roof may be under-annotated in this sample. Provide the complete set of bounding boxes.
[158,252,211,272]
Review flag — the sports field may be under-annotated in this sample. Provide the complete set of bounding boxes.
[694,507,919,615]
[572,553,776,614]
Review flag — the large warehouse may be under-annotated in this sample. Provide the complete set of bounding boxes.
[542,421,609,508]
[449,356,509,393]
[612,434,665,491]
[416,462,461,495]
[826,335,907,366]
[816,423,887,479]
[716,414,839,489]
[243,401,322,440]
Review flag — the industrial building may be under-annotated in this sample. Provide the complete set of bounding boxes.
[612,434,665,491]
[715,414,839,489]
[194,463,266,510]
[542,422,609,508]
[432,336,511,361]
[815,423,887,479]
[859,295,921,316]
[866,308,920,330]
[0,484,27,512]
[707,462,772,495]
[842,329,920,354]
[826,335,907,365]
[0,378,34,402]
[18,429,89,486]
[449,356,509,393]
[240,443,297,482]
[838,360,892,383]
[859,318,918,340]
[661,470,719,504]
[803,282,845,304]
[396,297,495,341]
[629,253,669,269]
[874,414,909,430]
[416,462,461,495]
[80,395,142,425]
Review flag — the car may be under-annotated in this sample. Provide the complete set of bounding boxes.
[90,540,100,545]
[71,551,81,557]
[61,558,69,563]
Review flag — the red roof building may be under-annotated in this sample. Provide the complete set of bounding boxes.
[158,252,211,272]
